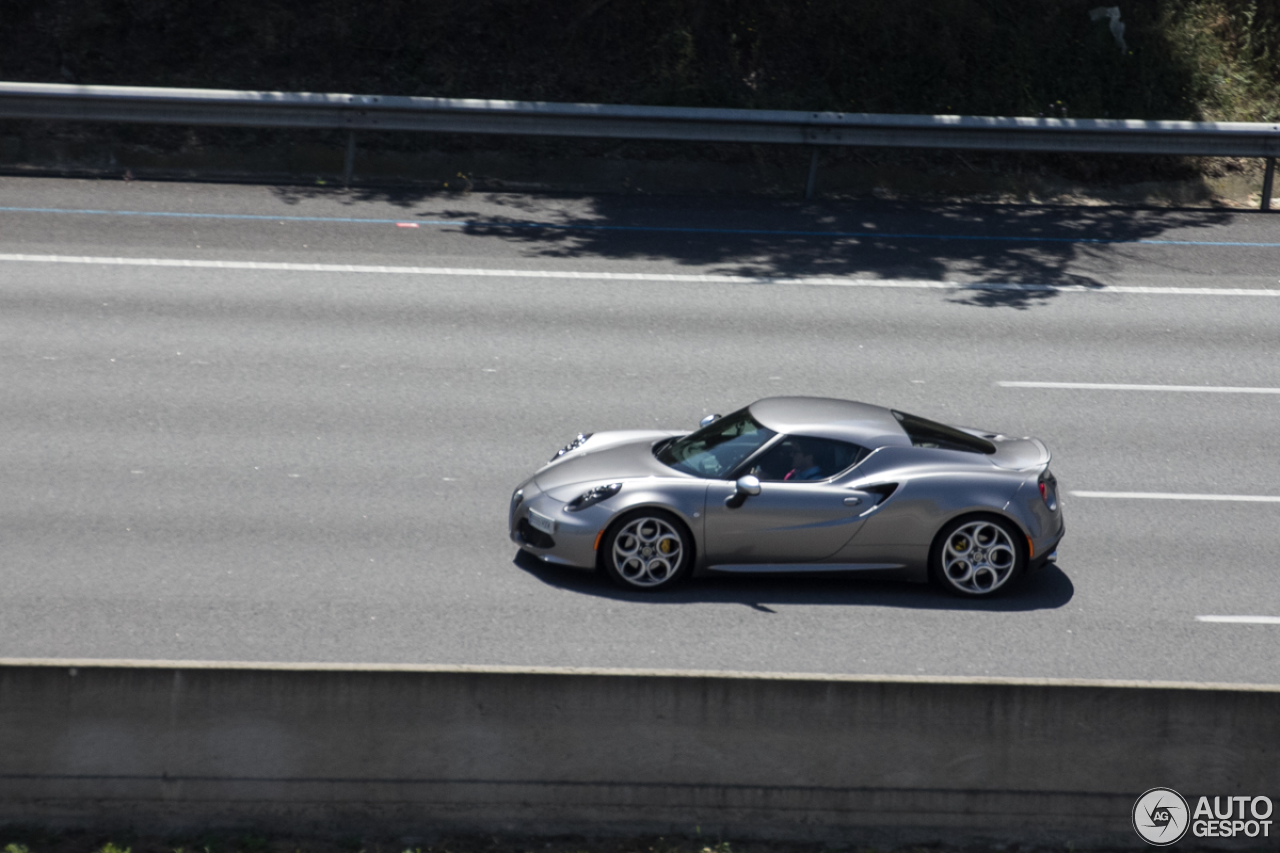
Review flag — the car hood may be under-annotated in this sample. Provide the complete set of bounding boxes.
[533,430,685,491]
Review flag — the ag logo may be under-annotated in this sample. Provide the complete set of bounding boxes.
[1133,787,1191,845]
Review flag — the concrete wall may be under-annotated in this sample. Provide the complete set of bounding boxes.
[1,659,1277,846]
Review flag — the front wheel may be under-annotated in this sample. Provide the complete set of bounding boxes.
[930,515,1026,597]
[600,510,693,592]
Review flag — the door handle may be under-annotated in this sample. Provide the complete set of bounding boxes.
[843,496,862,506]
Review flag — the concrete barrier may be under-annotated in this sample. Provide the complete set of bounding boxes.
[1,659,1277,846]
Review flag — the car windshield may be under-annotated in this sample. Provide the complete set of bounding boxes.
[656,408,777,478]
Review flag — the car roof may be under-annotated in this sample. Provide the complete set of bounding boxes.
[748,396,912,449]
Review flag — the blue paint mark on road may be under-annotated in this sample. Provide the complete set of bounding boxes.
[1,205,1278,248]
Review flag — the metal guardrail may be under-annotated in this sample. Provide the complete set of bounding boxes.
[0,81,1276,207]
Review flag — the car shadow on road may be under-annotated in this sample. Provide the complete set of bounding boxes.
[512,550,1074,612]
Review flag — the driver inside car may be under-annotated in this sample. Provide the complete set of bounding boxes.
[751,438,829,481]
[784,445,822,480]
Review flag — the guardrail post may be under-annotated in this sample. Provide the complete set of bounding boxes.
[343,131,356,187]
[804,148,820,200]
[1263,157,1275,211]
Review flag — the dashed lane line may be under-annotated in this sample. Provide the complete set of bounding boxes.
[1196,616,1280,625]
[1071,491,1280,502]
[1000,382,1280,394]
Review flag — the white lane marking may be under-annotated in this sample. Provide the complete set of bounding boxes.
[1000,381,1280,394]
[1196,616,1280,625]
[0,253,1278,296]
[1071,490,1280,502]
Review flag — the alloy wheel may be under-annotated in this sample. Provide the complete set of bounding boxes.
[941,519,1018,595]
[611,515,685,588]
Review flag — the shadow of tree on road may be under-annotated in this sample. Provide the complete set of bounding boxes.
[269,185,1241,310]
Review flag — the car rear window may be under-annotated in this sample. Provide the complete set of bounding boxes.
[891,410,997,454]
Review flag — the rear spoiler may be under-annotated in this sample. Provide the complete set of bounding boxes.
[988,436,1051,471]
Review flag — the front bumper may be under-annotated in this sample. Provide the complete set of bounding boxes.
[509,482,610,570]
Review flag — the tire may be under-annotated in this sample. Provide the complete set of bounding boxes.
[929,514,1026,597]
[600,509,694,592]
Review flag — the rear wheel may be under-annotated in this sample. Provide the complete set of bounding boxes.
[601,510,693,592]
[930,515,1025,597]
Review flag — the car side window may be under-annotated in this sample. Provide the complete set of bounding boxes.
[749,436,867,482]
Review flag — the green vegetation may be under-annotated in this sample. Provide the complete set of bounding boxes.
[1,1,1277,194]
[0,836,1097,853]
[1157,2,1280,121]
[4,0,1277,121]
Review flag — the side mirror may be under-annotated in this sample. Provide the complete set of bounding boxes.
[724,474,762,509]
[700,413,722,428]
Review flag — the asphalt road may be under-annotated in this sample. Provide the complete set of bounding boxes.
[1,176,1278,683]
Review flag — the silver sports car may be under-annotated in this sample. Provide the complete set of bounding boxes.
[509,397,1063,596]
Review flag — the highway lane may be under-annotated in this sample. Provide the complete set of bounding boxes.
[1,176,1278,682]
[2,176,1279,292]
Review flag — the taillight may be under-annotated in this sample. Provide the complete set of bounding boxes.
[1038,472,1058,511]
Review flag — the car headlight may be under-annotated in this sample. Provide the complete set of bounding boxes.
[565,482,622,512]
[511,488,524,513]
[550,433,593,462]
